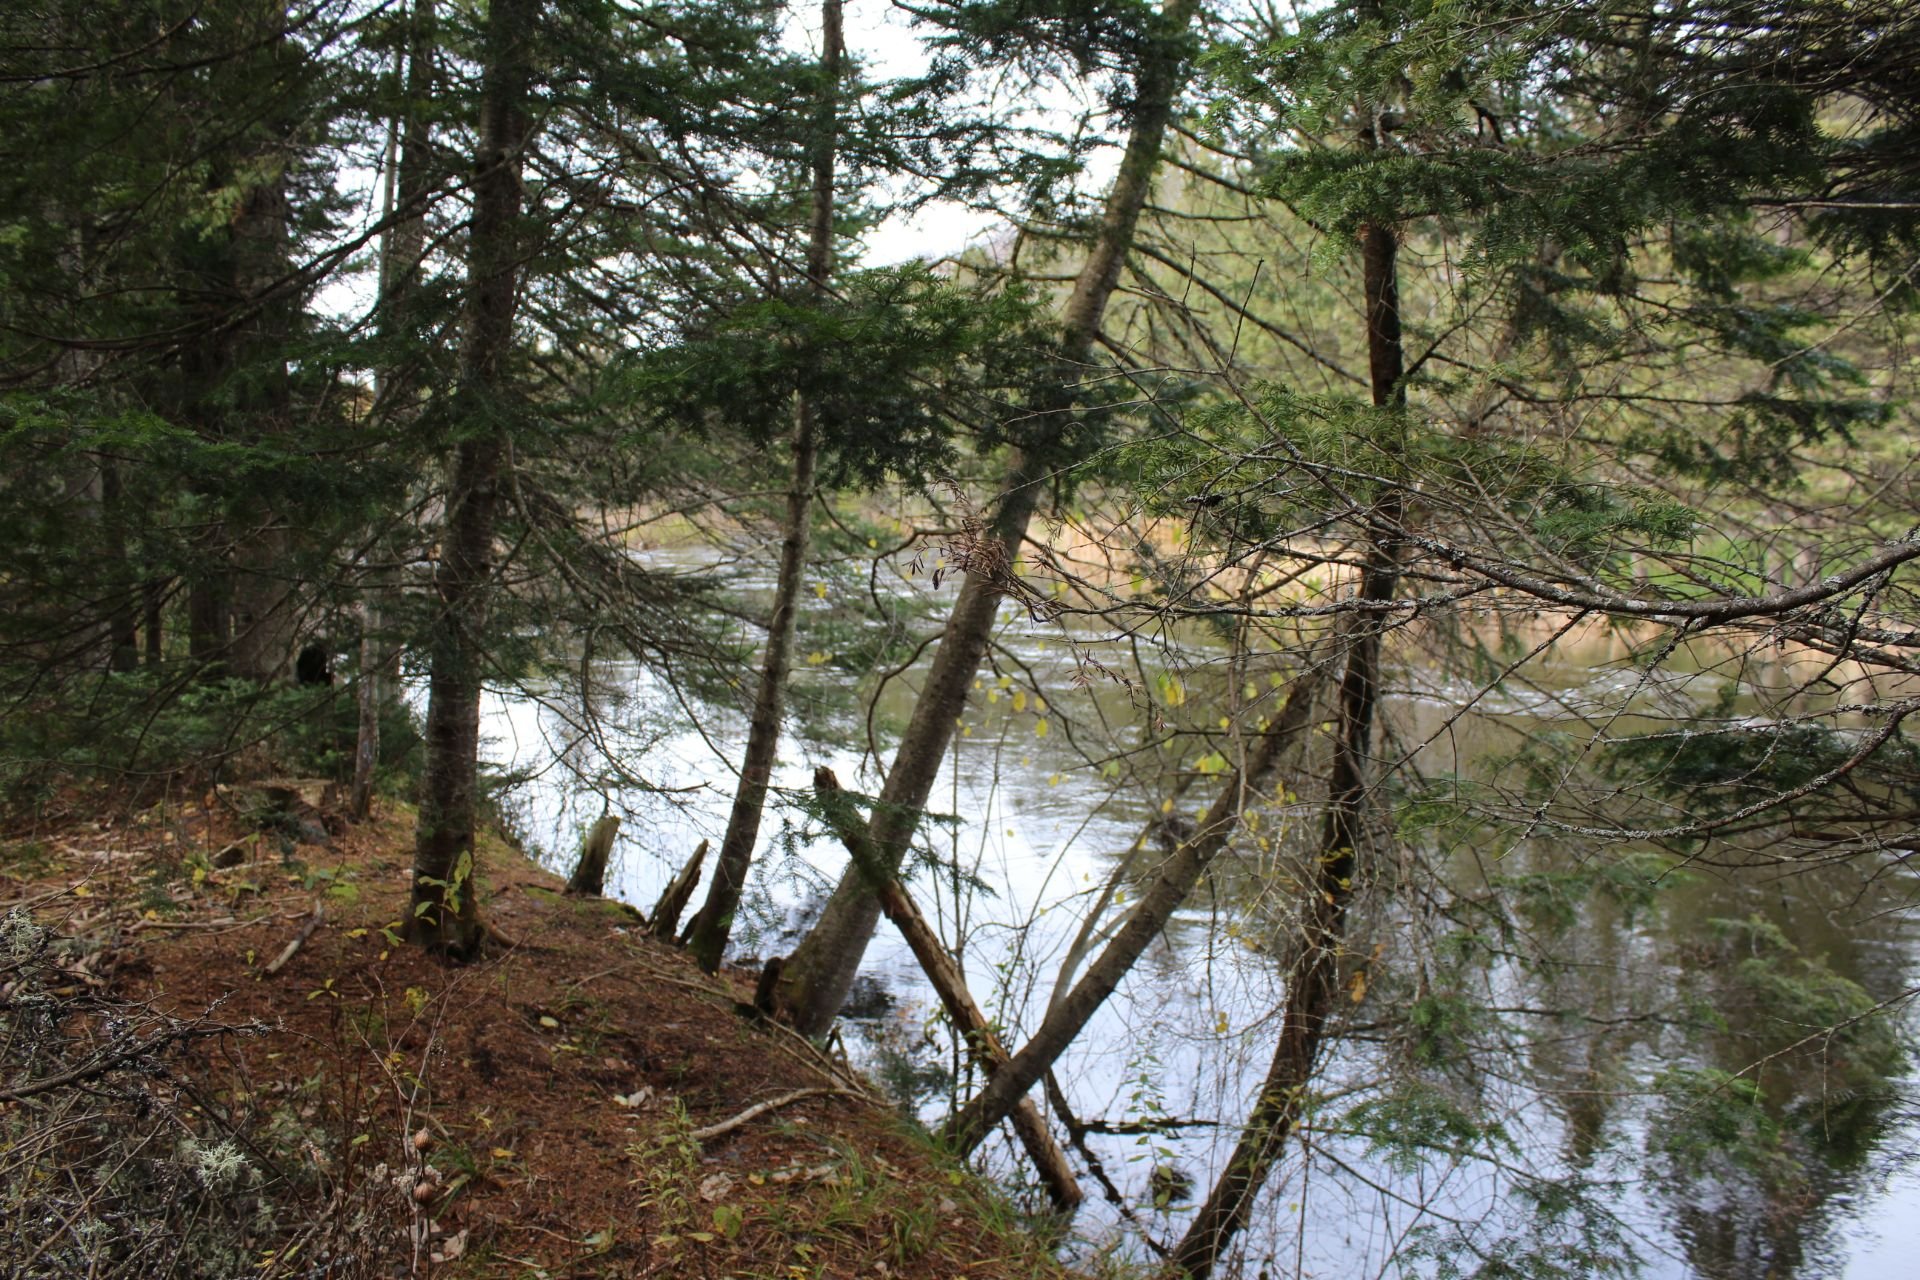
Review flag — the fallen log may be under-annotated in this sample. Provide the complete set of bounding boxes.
[813,767,1083,1213]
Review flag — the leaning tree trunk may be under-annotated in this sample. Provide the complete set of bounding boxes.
[407,0,534,958]
[352,0,437,823]
[776,0,1199,1037]
[1164,213,1408,1280]
[940,660,1327,1152]
[682,0,842,973]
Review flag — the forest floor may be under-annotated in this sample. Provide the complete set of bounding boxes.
[0,782,1080,1280]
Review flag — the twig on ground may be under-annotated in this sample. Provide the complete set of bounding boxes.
[264,901,325,977]
[691,1087,861,1142]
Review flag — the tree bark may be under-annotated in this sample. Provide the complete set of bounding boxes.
[811,767,1083,1213]
[353,0,437,822]
[407,0,534,958]
[776,0,1199,1037]
[1164,216,1407,1280]
[682,0,842,973]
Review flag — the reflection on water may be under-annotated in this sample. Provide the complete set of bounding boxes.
[477,571,1920,1278]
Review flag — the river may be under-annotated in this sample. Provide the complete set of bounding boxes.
[477,547,1920,1279]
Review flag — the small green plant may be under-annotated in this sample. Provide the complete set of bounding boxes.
[626,1099,702,1233]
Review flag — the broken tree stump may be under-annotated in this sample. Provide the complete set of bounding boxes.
[649,839,707,940]
[566,814,622,896]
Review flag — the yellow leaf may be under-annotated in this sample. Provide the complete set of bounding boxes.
[1035,696,1047,712]
[1219,716,1231,730]
[1349,971,1368,1004]
[813,582,828,598]
[997,675,1012,689]
[987,689,1000,703]
[1215,1012,1229,1035]
[1034,718,1049,738]
[491,1147,515,1160]
[806,651,828,665]
[1047,774,1061,787]
[1011,690,1027,713]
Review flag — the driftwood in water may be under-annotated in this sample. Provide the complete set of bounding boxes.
[566,814,622,896]
[811,766,1083,1214]
[649,839,707,939]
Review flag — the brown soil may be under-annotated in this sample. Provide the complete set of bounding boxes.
[1,786,1078,1279]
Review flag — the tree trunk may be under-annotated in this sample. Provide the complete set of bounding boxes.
[222,19,299,685]
[100,460,138,674]
[776,0,1199,1036]
[682,0,842,973]
[1164,217,1407,1280]
[187,552,230,674]
[407,0,534,958]
[349,602,380,821]
[354,0,436,824]
[228,524,294,683]
[143,578,165,667]
[940,662,1326,1153]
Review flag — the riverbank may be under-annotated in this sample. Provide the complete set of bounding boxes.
[0,784,1080,1279]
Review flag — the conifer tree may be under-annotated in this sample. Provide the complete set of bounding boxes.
[406,0,538,956]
